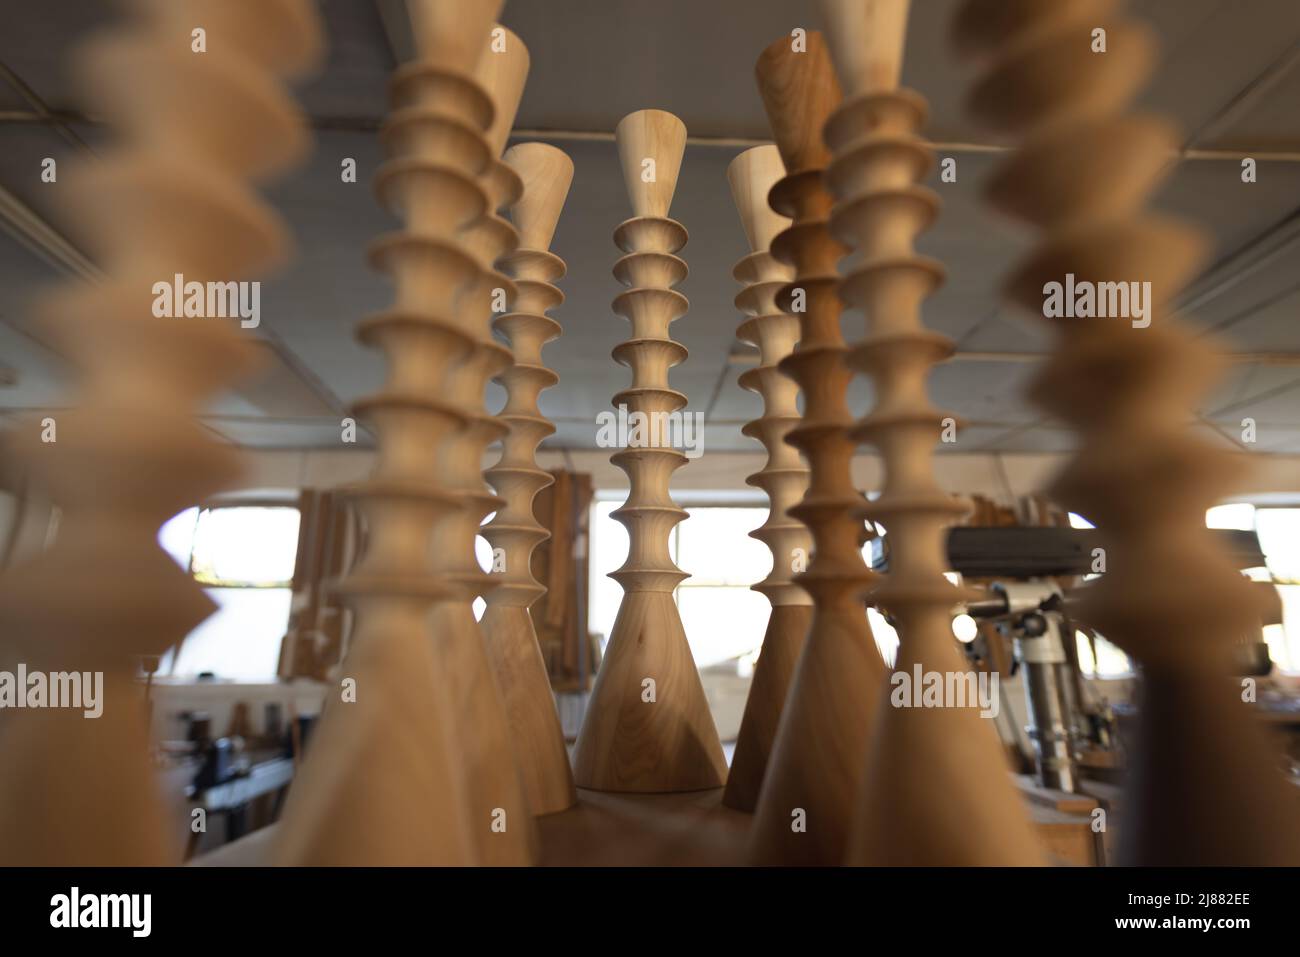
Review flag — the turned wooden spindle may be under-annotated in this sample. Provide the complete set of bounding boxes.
[572,109,727,792]
[440,26,531,608]
[481,141,578,816]
[746,32,887,866]
[817,0,1043,866]
[721,145,813,813]
[957,0,1300,865]
[422,19,539,864]
[276,0,509,866]
[0,0,322,865]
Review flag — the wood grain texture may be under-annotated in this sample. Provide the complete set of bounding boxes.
[483,143,571,612]
[615,109,687,219]
[481,142,577,816]
[507,141,575,250]
[721,145,812,813]
[277,7,520,866]
[754,31,840,175]
[423,19,540,863]
[723,604,812,812]
[728,147,810,612]
[0,0,321,866]
[727,143,790,253]
[480,605,574,813]
[572,110,726,792]
[819,0,911,95]
[407,0,504,71]
[135,0,324,76]
[573,592,726,792]
[537,789,749,865]
[816,1,1044,866]
[275,603,476,865]
[747,34,886,865]
[428,601,537,862]
[958,0,1300,865]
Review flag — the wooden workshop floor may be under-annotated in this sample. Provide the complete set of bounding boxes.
[195,781,1098,866]
[537,788,751,866]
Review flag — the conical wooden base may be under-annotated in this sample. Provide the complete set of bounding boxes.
[749,597,884,864]
[0,673,177,865]
[275,610,476,865]
[573,591,726,792]
[849,608,1043,865]
[722,604,810,812]
[431,600,537,863]
[480,604,576,815]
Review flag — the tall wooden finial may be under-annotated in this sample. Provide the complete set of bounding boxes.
[819,0,1043,866]
[727,144,791,252]
[572,110,727,793]
[615,109,687,219]
[481,141,578,816]
[275,3,506,865]
[476,25,530,158]
[957,0,1300,865]
[407,0,504,69]
[0,0,322,864]
[819,0,911,94]
[747,33,888,865]
[420,20,541,864]
[721,145,813,812]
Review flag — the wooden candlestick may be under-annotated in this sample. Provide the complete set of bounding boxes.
[572,109,727,792]
[420,21,539,864]
[481,141,578,816]
[748,33,888,865]
[275,0,506,866]
[720,145,813,813]
[0,0,322,865]
[818,0,1043,866]
[958,0,1300,865]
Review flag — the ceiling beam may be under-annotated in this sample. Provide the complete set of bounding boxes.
[730,348,1300,366]
[0,184,98,282]
[7,109,1300,162]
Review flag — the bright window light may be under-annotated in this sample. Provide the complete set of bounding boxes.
[587,502,775,667]
[1202,505,1300,672]
[952,613,978,643]
[159,507,199,569]
[1074,631,1096,675]
[867,608,899,667]
[674,506,769,667]
[156,504,300,681]
[190,506,299,586]
[164,589,292,681]
[1206,502,1256,531]
[1074,629,1133,678]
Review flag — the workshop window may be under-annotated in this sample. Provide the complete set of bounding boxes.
[590,502,905,670]
[589,501,771,668]
[675,506,775,668]
[156,505,301,681]
[1207,503,1299,672]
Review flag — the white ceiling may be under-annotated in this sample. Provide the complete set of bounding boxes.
[2,0,1299,455]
